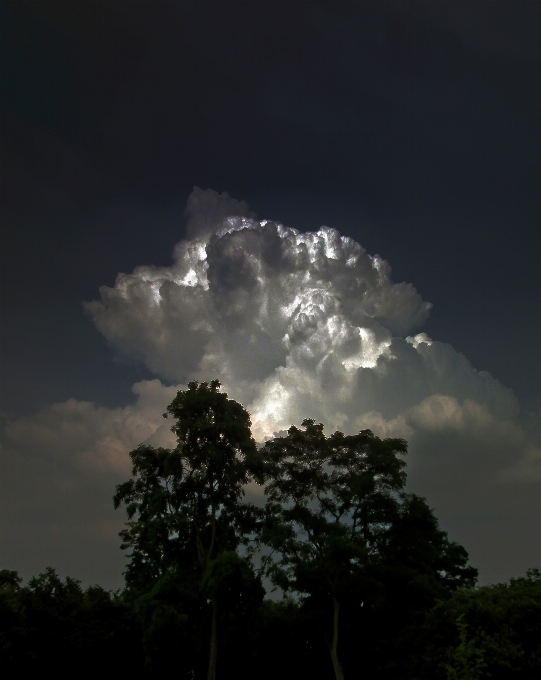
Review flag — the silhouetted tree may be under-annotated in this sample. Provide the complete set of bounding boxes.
[114,380,264,680]
[261,420,477,680]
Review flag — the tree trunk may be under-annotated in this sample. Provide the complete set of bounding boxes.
[329,596,345,680]
[207,597,218,680]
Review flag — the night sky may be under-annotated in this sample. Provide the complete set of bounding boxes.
[1,1,540,591]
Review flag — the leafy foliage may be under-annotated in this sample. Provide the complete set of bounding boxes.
[4,382,503,679]
[261,421,407,592]
[410,568,541,680]
[0,567,144,678]
[113,381,264,678]
[114,381,262,588]
[444,614,489,680]
[260,419,477,679]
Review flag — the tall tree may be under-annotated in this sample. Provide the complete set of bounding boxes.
[114,380,263,680]
[261,420,476,680]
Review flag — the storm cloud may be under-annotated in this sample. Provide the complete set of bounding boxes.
[86,189,528,442]
[4,189,540,586]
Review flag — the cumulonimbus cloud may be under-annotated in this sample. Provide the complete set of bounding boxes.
[4,188,540,584]
[86,188,435,438]
[85,188,527,445]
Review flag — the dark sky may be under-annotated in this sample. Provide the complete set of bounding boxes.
[1,1,540,589]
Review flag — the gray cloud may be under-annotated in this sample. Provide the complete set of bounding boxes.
[86,188,433,434]
[5,380,178,474]
[3,189,540,585]
[0,381,179,589]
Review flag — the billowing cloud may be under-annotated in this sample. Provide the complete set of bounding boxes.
[5,380,178,474]
[84,189,523,445]
[3,188,540,585]
[86,187,435,439]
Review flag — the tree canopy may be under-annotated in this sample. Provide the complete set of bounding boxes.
[414,568,541,680]
[260,419,477,680]
[3,380,539,679]
[114,380,264,680]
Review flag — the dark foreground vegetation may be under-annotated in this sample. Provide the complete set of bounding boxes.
[2,382,540,679]
[2,566,539,679]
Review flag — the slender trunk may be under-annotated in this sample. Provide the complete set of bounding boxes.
[207,597,218,680]
[205,507,218,680]
[328,596,345,680]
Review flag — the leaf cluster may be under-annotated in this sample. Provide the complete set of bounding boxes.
[403,568,541,680]
[260,420,408,598]
[113,381,263,592]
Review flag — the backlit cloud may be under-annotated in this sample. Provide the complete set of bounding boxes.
[86,188,435,439]
[3,188,540,585]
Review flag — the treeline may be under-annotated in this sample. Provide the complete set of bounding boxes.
[2,381,540,679]
[2,565,540,679]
